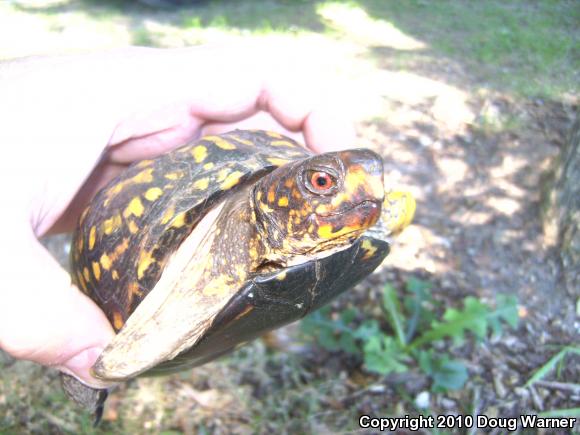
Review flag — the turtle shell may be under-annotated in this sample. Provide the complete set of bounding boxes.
[71,129,389,375]
[71,130,311,332]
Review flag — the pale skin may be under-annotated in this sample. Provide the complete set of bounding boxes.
[0,46,355,388]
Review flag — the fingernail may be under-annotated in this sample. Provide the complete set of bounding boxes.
[60,347,112,388]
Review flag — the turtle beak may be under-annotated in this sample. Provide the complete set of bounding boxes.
[381,190,416,235]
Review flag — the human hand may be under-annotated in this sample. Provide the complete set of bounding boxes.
[0,46,355,387]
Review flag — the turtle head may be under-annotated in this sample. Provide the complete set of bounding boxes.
[251,149,385,260]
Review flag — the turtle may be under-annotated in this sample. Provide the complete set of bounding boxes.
[63,129,415,422]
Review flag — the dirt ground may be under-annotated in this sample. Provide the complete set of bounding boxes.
[0,1,578,434]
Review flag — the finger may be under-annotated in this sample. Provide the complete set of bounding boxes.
[0,230,115,388]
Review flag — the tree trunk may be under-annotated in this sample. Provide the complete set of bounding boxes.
[543,112,580,297]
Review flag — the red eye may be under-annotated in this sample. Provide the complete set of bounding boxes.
[310,171,334,190]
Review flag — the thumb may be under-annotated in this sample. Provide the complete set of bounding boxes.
[0,229,115,388]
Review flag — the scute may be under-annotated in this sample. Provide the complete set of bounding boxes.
[71,130,310,329]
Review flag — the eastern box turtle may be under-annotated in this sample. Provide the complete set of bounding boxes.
[63,129,415,421]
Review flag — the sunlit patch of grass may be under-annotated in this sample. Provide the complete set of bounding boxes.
[358,0,579,98]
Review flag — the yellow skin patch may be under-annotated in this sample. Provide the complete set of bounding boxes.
[206,136,237,150]
[221,171,244,190]
[317,223,360,240]
[92,261,101,281]
[100,253,112,271]
[278,196,289,207]
[88,226,97,250]
[193,177,210,190]
[144,187,163,202]
[361,239,378,260]
[123,197,145,219]
[192,145,208,163]
[102,214,122,235]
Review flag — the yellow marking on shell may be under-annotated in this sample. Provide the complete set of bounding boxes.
[193,177,210,190]
[112,270,119,280]
[79,207,89,225]
[76,235,83,253]
[127,281,143,306]
[102,213,122,235]
[136,159,153,168]
[291,188,301,199]
[361,239,378,260]
[170,212,187,228]
[203,162,215,170]
[161,206,175,225]
[221,170,244,190]
[110,238,130,263]
[123,197,145,219]
[92,262,101,281]
[206,136,237,150]
[278,196,289,207]
[275,271,287,281]
[88,226,97,250]
[112,312,124,331]
[127,220,139,234]
[76,271,87,292]
[266,131,283,139]
[108,168,154,198]
[100,253,112,271]
[216,168,231,182]
[270,140,295,147]
[164,171,183,180]
[230,135,254,146]
[83,267,90,283]
[137,250,155,280]
[144,187,163,202]
[260,201,274,214]
[192,145,208,163]
[267,157,291,166]
[383,191,416,234]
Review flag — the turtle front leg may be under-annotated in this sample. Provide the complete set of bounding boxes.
[60,373,108,426]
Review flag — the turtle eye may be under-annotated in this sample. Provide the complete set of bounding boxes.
[306,170,336,193]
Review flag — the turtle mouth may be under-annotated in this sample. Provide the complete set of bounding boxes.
[315,199,381,236]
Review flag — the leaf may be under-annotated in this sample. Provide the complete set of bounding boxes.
[525,346,580,387]
[363,335,409,375]
[382,284,407,346]
[538,408,580,418]
[417,351,468,391]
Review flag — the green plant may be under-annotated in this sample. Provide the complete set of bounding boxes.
[301,278,519,392]
[525,345,580,387]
